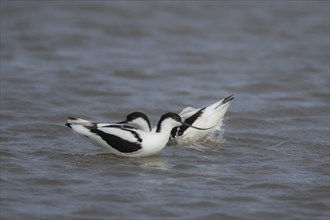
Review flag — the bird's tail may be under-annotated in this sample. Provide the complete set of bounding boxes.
[65,117,94,128]
[215,94,234,109]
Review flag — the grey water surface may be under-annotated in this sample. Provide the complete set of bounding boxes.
[1,1,329,220]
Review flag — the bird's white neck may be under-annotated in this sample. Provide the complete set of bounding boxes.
[156,118,180,134]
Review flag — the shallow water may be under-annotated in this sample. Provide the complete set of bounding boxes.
[1,1,329,219]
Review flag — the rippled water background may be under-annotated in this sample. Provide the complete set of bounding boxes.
[1,1,329,219]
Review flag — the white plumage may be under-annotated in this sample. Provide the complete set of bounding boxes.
[172,95,234,143]
[65,112,207,157]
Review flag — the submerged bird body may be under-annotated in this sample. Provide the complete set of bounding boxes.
[172,95,234,143]
[66,113,198,157]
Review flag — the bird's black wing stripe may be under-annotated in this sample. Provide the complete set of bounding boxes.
[89,128,142,153]
[125,129,143,142]
[102,124,137,129]
[172,107,205,137]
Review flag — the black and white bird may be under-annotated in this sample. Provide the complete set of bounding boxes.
[171,95,234,143]
[65,112,207,157]
[117,111,152,132]
[122,95,234,143]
